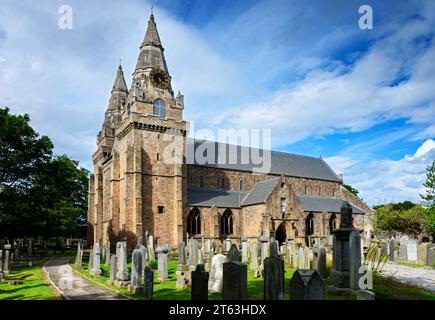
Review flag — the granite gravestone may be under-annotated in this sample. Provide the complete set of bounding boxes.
[222,261,248,300]
[250,242,259,271]
[115,242,129,286]
[108,255,118,285]
[398,236,408,260]
[227,244,242,262]
[349,230,362,290]
[263,242,285,300]
[388,238,396,261]
[330,201,356,289]
[289,269,325,300]
[407,239,417,261]
[312,246,327,279]
[156,246,169,282]
[3,244,11,275]
[241,239,248,263]
[90,243,102,276]
[191,264,209,300]
[128,247,143,294]
[144,266,154,299]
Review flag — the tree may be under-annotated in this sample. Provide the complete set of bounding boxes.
[374,202,426,237]
[344,184,359,197]
[28,155,89,239]
[421,160,435,241]
[0,107,88,241]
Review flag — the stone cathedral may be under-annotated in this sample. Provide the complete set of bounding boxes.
[88,14,374,249]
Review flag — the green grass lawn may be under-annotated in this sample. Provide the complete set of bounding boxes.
[0,259,60,300]
[71,258,300,300]
[373,273,435,300]
[71,251,435,300]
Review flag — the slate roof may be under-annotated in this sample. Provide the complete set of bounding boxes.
[297,195,366,215]
[187,139,341,182]
[241,178,281,206]
[187,188,242,208]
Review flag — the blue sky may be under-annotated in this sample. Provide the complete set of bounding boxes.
[0,0,434,205]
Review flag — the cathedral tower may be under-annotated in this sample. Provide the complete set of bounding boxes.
[89,14,188,248]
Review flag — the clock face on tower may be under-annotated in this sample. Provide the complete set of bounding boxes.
[149,68,170,89]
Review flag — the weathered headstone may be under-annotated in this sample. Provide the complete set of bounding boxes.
[250,242,259,271]
[115,242,129,286]
[241,239,248,263]
[90,243,102,276]
[426,243,435,266]
[312,246,327,279]
[148,235,155,260]
[298,246,305,269]
[105,242,111,265]
[223,239,232,253]
[88,248,94,273]
[389,238,396,261]
[304,246,311,269]
[191,264,209,300]
[349,230,362,290]
[292,245,299,269]
[156,246,168,282]
[0,249,4,280]
[260,236,269,266]
[222,261,248,300]
[398,235,409,260]
[108,255,118,285]
[128,247,144,294]
[208,254,226,292]
[330,201,356,289]
[27,239,33,257]
[144,266,154,299]
[3,245,10,275]
[289,269,325,300]
[187,239,198,267]
[227,244,241,262]
[263,244,285,300]
[407,239,417,262]
[178,242,186,266]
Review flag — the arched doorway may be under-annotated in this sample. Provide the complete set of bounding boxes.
[276,222,287,246]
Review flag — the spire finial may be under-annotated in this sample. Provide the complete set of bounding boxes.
[151,5,154,16]
[119,58,122,67]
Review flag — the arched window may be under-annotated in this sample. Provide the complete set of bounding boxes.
[329,213,337,232]
[187,207,201,236]
[153,99,166,118]
[305,213,314,236]
[220,209,233,236]
[239,179,244,191]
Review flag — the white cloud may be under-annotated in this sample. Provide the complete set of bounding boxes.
[326,139,435,205]
[211,2,435,147]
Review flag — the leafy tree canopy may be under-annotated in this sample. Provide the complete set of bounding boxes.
[343,184,359,197]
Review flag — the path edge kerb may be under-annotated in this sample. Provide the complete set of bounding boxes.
[42,258,68,300]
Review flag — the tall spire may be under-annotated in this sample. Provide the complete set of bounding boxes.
[134,13,169,74]
[112,64,128,93]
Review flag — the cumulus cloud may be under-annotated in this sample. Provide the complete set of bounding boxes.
[326,139,435,205]
[212,1,435,147]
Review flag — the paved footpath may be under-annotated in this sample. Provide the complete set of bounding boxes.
[381,262,435,292]
[44,256,127,300]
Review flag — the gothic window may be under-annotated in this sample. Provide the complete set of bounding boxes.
[318,186,322,196]
[329,213,337,232]
[220,209,233,236]
[305,213,314,236]
[187,207,201,236]
[153,99,166,118]
[304,186,308,195]
[280,198,286,214]
[239,179,244,191]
